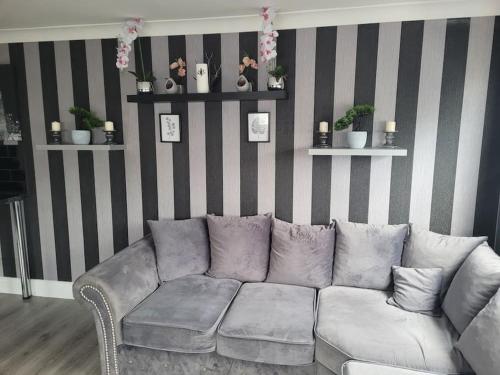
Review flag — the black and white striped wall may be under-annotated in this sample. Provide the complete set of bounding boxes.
[0,16,499,282]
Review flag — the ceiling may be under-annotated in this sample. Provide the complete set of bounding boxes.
[0,0,498,43]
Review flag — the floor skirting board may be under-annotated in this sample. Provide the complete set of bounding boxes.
[0,277,73,299]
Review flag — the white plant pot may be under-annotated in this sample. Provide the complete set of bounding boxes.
[346,131,367,149]
[165,78,178,94]
[71,130,91,145]
[91,128,106,144]
[196,63,210,93]
[268,76,285,90]
[137,81,154,93]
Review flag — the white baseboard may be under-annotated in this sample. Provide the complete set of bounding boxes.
[0,277,74,299]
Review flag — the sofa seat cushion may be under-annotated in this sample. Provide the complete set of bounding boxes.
[122,275,241,353]
[341,361,446,375]
[217,282,316,366]
[315,286,470,375]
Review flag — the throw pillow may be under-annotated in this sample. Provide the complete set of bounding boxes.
[206,213,272,282]
[442,242,500,333]
[402,224,487,295]
[266,218,336,288]
[456,289,500,375]
[387,266,443,316]
[332,221,408,290]
[148,217,210,282]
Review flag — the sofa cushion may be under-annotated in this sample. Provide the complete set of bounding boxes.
[443,242,500,333]
[148,217,210,282]
[387,266,443,316]
[266,218,336,288]
[332,221,408,290]
[341,361,446,375]
[457,288,500,375]
[122,275,241,353]
[206,214,272,282]
[402,224,486,295]
[315,286,469,375]
[217,282,316,366]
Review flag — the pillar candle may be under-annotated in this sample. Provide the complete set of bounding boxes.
[319,121,329,133]
[385,121,396,132]
[104,121,114,131]
[51,121,61,131]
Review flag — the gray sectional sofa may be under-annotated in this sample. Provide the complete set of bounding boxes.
[73,216,500,375]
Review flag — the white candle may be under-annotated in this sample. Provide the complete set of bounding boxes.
[104,121,114,131]
[385,121,396,133]
[51,121,61,131]
[319,121,329,133]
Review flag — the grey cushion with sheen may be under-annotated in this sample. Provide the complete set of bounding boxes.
[341,361,446,375]
[457,288,500,375]
[148,217,209,282]
[315,286,469,375]
[403,224,487,294]
[443,242,500,333]
[206,214,271,282]
[387,266,443,316]
[266,218,335,288]
[217,282,316,366]
[332,221,408,290]
[122,275,241,353]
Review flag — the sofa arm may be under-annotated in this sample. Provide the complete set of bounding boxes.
[73,235,159,375]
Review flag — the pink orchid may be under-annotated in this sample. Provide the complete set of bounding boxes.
[177,58,185,67]
[177,67,186,77]
[170,61,179,69]
[250,61,258,70]
[242,56,251,67]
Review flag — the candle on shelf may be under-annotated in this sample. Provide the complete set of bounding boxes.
[104,121,114,131]
[385,121,396,133]
[51,121,61,131]
[319,121,329,133]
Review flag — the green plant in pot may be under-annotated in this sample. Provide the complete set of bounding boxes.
[334,104,375,149]
[69,106,105,145]
[129,38,156,93]
[267,64,286,90]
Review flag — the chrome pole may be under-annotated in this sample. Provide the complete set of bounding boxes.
[10,199,31,299]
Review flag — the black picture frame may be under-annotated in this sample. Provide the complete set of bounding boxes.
[247,112,270,143]
[159,113,181,143]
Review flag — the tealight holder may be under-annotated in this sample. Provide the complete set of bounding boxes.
[104,130,116,145]
[50,130,61,145]
[383,131,397,148]
[316,131,331,148]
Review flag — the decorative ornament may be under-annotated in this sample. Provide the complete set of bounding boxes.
[259,7,278,63]
[115,18,144,70]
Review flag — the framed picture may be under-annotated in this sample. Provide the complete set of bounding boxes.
[248,112,270,143]
[159,114,181,143]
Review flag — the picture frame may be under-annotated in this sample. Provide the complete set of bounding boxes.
[247,112,270,143]
[159,113,181,143]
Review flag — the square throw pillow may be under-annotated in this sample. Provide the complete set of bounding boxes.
[265,218,336,288]
[387,266,443,316]
[206,213,272,282]
[148,217,210,282]
[442,242,500,333]
[332,221,408,290]
[402,224,487,295]
[456,289,500,375]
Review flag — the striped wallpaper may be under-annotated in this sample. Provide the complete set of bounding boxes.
[0,16,499,281]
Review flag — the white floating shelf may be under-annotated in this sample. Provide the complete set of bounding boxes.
[36,144,126,151]
[308,147,407,157]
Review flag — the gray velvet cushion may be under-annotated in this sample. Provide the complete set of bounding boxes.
[148,217,210,282]
[341,361,445,375]
[266,218,335,288]
[387,266,443,316]
[315,286,469,375]
[122,274,241,353]
[457,288,500,375]
[217,282,316,366]
[443,242,500,333]
[206,214,272,282]
[402,224,487,295]
[332,221,408,290]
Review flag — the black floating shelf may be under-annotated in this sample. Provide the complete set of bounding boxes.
[127,90,288,103]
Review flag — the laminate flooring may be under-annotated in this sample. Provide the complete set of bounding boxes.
[0,293,100,374]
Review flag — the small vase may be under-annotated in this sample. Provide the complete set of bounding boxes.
[91,128,106,145]
[346,131,368,149]
[165,78,178,94]
[236,75,252,92]
[137,81,154,94]
[71,130,91,145]
[196,63,210,93]
[268,76,285,90]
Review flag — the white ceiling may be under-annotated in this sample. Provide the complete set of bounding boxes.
[0,0,498,43]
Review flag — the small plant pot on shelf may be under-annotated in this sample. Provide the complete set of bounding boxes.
[268,76,285,90]
[71,130,91,145]
[91,128,106,145]
[137,81,154,94]
[347,131,367,149]
[236,75,252,92]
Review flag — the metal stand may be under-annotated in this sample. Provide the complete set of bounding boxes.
[50,130,61,144]
[316,132,331,148]
[383,131,397,148]
[10,199,31,299]
[104,130,116,145]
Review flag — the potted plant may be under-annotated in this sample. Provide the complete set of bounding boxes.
[267,64,286,90]
[167,57,186,94]
[129,38,156,93]
[69,106,105,145]
[237,54,258,92]
[334,104,375,149]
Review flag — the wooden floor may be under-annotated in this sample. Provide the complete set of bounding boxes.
[0,293,100,374]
